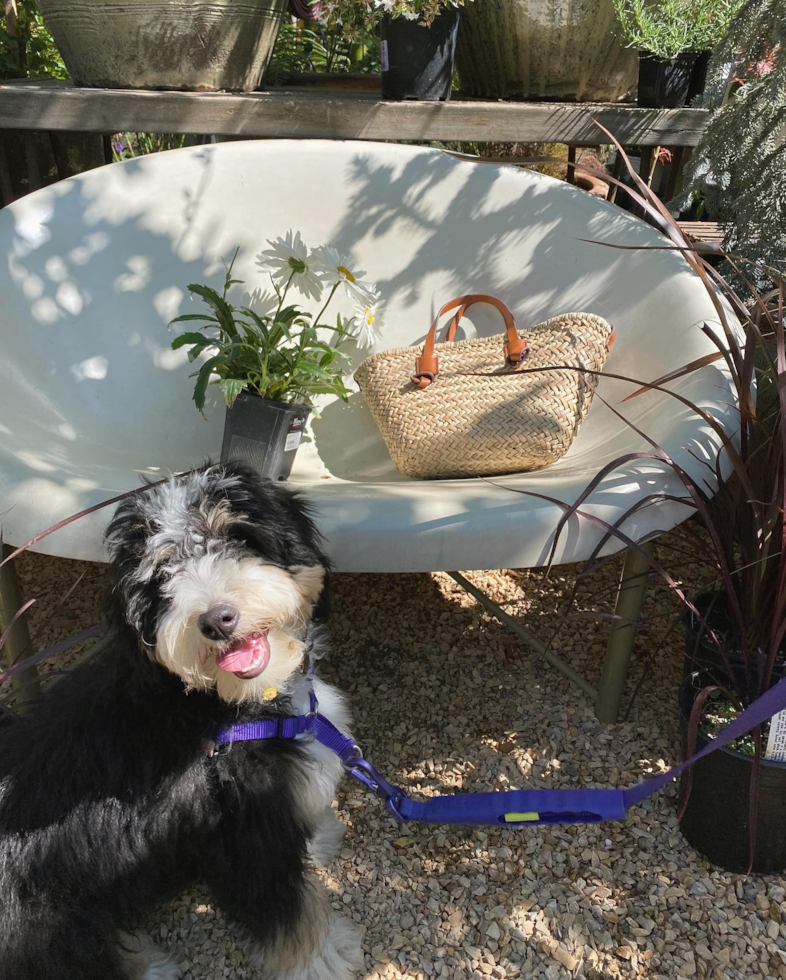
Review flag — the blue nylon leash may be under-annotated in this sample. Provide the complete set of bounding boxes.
[215,676,786,827]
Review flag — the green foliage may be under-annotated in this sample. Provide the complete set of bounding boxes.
[1,0,66,79]
[674,0,786,274]
[170,250,353,417]
[266,22,380,83]
[613,0,744,59]
[316,0,472,32]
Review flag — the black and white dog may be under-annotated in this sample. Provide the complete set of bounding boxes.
[0,462,362,980]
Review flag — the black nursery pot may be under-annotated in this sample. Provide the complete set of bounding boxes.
[684,591,748,690]
[380,9,460,101]
[684,591,785,700]
[637,51,701,108]
[220,391,310,481]
[678,672,786,873]
[686,50,711,103]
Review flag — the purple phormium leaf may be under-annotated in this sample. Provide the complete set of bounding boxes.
[0,624,107,689]
[30,568,88,646]
[747,726,763,874]
[0,471,191,571]
[765,283,786,687]
[469,154,668,224]
[621,353,725,402]
[485,482,691,602]
[470,361,756,521]
[591,119,742,379]
[591,390,749,658]
[678,683,723,821]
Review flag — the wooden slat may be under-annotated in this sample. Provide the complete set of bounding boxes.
[678,220,725,245]
[0,80,710,146]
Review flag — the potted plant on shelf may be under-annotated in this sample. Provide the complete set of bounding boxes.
[613,0,743,107]
[35,0,288,91]
[170,233,383,481]
[455,0,639,103]
[317,0,471,100]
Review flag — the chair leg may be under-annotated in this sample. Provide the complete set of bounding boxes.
[449,571,598,701]
[594,543,653,723]
[0,544,41,708]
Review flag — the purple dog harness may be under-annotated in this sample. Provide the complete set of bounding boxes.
[215,678,786,827]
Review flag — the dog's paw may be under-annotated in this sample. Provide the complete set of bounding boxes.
[119,931,183,980]
[322,917,364,980]
[307,808,346,867]
[268,916,363,980]
[141,952,183,980]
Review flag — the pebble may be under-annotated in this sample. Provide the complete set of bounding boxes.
[11,553,786,980]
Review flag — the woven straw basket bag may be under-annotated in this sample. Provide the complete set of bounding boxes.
[354,294,616,479]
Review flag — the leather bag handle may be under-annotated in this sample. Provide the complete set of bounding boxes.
[412,294,528,389]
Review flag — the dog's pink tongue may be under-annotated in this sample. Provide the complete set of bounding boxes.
[215,633,270,676]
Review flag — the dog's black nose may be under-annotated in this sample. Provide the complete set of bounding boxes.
[198,603,240,641]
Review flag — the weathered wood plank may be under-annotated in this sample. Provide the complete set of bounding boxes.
[0,80,710,146]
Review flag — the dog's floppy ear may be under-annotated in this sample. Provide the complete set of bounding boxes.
[291,564,326,604]
[208,461,332,621]
[290,564,330,623]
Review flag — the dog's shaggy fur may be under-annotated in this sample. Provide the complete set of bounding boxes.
[0,462,362,980]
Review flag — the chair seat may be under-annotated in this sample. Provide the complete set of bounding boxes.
[0,141,735,571]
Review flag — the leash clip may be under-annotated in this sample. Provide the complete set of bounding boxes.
[343,756,410,823]
[384,790,407,823]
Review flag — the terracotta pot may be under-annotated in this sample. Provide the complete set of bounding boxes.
[37,0,287,91]
[455,0,637,102]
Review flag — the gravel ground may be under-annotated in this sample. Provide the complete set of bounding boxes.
[7,546,786,980]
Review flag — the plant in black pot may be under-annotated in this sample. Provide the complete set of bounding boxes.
[610,162,784,871]
[170,233,383,481]
[498,126,786,872]
[318,0,472,100]
[613,0,743,107]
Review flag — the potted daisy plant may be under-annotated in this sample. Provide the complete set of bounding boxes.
[170,232,383,481]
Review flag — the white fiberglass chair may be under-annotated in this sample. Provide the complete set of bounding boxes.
[0,141,735,720]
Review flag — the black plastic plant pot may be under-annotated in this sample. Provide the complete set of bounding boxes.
[684,591,746,688]
[220,391,310,482]
[678,673,786,873]
[686,50,711,104]
[684,591,784,700]
[637,51,700,108]
[380,9,460,101]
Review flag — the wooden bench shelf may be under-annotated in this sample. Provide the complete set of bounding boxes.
[0,79,710,147]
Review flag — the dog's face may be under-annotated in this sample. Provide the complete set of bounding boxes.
[106,463,328,704]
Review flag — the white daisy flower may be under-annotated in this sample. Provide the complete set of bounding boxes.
[312,244,377,305]
[257,230,323,302]
[351,297,385,348]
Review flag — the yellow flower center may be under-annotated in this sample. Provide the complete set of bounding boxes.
[337,265,356,283]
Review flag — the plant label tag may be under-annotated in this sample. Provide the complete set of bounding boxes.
[284,430,302,452]
[284,416,305,454]
[381,40,389,73]
[765,709,786,762]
